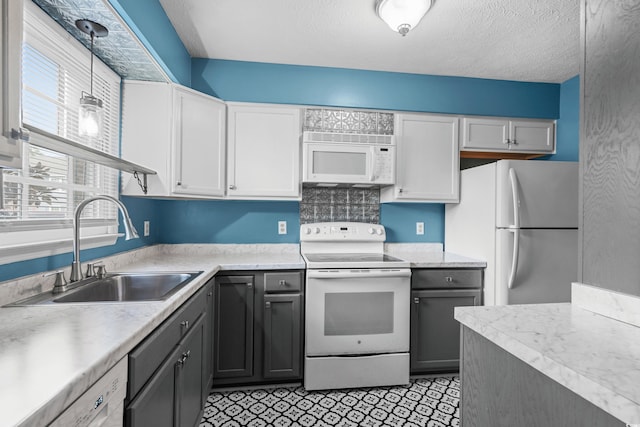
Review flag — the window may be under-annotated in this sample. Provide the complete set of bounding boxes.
[0,2,121,264]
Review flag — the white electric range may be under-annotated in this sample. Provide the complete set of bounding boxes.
[300,222,411,391]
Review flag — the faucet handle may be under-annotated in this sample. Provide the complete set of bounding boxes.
[85,262,97,278]
[94,263,107,279]
[44,270,69,294]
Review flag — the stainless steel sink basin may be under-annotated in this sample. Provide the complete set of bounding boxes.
[8,272,202,306]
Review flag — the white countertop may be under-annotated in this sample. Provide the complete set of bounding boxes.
[0,242,484,427]
[455,301,640,424]
[0,244,304,427]
[385,243,487,268]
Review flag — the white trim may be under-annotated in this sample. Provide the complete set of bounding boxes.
[0,233,121,265]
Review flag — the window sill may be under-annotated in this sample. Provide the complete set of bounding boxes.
[0,233,121,265]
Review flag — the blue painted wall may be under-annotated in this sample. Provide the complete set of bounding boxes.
[192,59,560,119]
[108,0,191,86]
[158,200,299,244]
[543,75,580,161]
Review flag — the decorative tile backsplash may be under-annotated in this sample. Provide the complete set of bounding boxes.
[304,109,394,135]
[300,187,380,224]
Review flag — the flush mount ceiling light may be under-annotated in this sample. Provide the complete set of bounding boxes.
[376,0,433,36]
[75,19,108,138]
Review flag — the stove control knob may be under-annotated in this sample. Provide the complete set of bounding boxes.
[376,228,383,235]
[304,227,312,235]
[368,227,375,234]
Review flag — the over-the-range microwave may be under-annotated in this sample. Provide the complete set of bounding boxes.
[302,131,396,186]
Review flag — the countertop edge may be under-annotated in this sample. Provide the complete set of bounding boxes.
[455,307,639,424]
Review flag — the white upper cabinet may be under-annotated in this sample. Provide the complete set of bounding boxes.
[381,113,459,203]
[121,81,226,198]
[171,86,226,197]
[226,103,301,199]
[0,0,24,168]
[462,116,555,153]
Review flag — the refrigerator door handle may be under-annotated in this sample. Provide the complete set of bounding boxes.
[507,228,520,289]
[508,168,520,229]
[507,168,521,289]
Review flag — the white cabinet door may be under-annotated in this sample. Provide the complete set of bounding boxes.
[461,116,555,154]
[172,87,225,197]
[461,117,509,151]
[227,103,301,199]
[508,120,555,152]
[0,0,23,168]
[121,81,226,198]
[381,113,459,203]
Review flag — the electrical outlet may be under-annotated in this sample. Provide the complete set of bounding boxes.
[416,222,425,235]
[144,220,150,237]
[278,220,287,235]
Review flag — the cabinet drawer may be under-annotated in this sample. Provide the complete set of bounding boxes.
[265,272,302,293]
[128,285,207,400]
[412,269,482,289]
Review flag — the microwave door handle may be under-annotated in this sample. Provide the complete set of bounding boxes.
[369,146,375,182]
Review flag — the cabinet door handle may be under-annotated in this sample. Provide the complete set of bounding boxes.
[247,283,253,289]
[503,139,510,145]
[176,181,182,186]
[413,297,419,304]
[229,184,237,190]
[265,301,271,309]
[207,291,213,297]
[511,139,517,145]
[180,320,189,330]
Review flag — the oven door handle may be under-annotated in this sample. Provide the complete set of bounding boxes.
[307,269,412,279]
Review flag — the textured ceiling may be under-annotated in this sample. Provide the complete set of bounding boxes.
[159,0,580,84]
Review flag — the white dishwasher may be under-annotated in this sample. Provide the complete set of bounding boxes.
[49,357,127,427]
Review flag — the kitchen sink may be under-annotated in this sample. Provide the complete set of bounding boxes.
[8,272,203,306]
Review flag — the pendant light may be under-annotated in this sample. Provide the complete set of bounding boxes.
[75,19,108,138]
[376,0,432,36]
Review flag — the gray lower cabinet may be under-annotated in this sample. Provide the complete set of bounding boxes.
[213,275,254,379]
[203,281,214,400]
[263,293,301,379]
[410,268,482,374]
[125,280,211,427]
[461,327,624,426]
[213,270,304,387]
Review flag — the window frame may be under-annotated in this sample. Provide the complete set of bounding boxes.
[0,1,123,266]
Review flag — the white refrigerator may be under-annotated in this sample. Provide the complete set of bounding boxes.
[445,160,579,306]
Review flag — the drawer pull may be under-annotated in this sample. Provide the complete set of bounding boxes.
[180,320,189,330]
[279,280,286,286]
[445,276,454,283]
[265,301,271,309]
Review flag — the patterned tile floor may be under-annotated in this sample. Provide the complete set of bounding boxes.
[200,377,460,427]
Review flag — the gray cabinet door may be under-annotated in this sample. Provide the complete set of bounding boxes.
[262,294,302,379]
[177,314,205,427]
[126,344,181,427]
[411,289,481,373]
[214,275,254,378]
[203,281,214,401]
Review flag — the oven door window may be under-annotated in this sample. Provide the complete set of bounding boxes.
[325,292,393,335]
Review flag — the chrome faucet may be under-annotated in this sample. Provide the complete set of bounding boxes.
[70,195,139,282]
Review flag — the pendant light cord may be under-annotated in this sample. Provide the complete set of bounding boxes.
[89,31,95,96]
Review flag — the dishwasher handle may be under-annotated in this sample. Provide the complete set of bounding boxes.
[306,269,411,279]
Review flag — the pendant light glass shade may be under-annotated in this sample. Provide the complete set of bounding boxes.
[376,0,432,36]
[79,93,103,138]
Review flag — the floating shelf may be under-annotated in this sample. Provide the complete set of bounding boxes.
[24,124,156,193]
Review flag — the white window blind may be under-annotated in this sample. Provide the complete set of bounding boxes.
[0,2,122,263]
